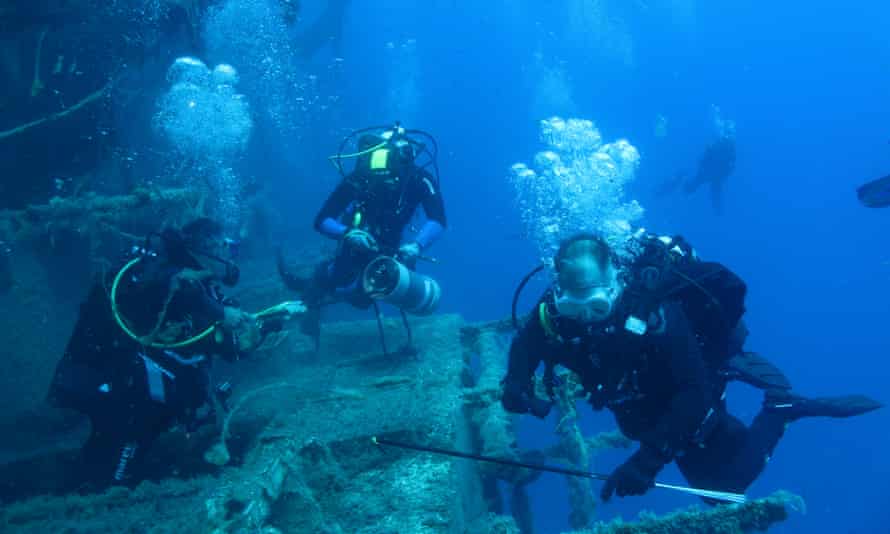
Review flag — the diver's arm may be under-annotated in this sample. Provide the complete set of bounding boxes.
[313,180,357,240]
[413,173,447,250]
[414,220,443,250]
[168,280,245,360]
[502,308,552,418]
[642,301,712,460]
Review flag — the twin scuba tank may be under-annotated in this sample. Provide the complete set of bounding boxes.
[362,255,441,316]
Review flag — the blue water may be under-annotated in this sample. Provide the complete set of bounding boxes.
[289,2,890,532]
[100,0,890,531]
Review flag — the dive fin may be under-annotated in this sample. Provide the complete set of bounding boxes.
[722,352,792,391]
[766,393,883,421]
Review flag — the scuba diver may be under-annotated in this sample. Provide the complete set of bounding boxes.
[502,232,882,502]
[278,123,446,353]
[47,217,303,489]
[659,135,736,214]
[857,173,890,208]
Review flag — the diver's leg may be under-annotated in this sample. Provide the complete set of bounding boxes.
[676,412,750,496]
[679,392,882,501]
[699,390,881,494]
[79,409,148,489]
[289,259,335,349]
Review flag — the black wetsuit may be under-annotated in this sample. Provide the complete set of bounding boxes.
[47,255,240,487]
[502,290,788,496]
[310,167,446,307]
[684,136,736,213]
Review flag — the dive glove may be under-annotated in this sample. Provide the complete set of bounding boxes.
[600,447,666,501]
[343,229,378,253]
[502,379,553,418]
[398,242,421,263]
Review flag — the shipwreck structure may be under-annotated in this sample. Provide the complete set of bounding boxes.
[0,204,803,532]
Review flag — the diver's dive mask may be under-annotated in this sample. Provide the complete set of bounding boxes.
[553,247,622,323]
[153,229,241,287]
[189,237,241,287]
[553,280,621,323]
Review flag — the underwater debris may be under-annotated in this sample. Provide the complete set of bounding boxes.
[552,370,597,529]
[370,375,414,388]
[205,382,302,466]
[29,26,47,97]
[0,310,802,532]
[0,187,202,243]
[0,81,110,141]
[571,490,804,534]
[325,387,365,401]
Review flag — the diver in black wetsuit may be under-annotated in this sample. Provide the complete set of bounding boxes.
[659,135,736,214]
[502,233,882,501]
[684,135,736,214]
[278,124,446,345]
[47,218,290,489]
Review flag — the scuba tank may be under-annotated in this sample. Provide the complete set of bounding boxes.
[362,255,441,315]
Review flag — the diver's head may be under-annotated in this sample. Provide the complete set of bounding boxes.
[357,127,417,192]
[178,218,241,286]
[552,234,622,323]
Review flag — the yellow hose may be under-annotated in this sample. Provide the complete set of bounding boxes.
[111,258,305,349]
[111,258,216,349]
[326,140,387,171]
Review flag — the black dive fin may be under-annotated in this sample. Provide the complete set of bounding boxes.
[722,352,792,391]
[767,394,883,420]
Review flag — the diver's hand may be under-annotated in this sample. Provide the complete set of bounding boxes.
[600,447,665,501]
[256,301,306,336]
[222,307,263,353]
[502,379,553,418]
[261,300,307,319]
[398,242,421,263]
[343,229,378,253]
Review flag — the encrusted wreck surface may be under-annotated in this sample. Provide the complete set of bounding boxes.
[0,313,506,533]
[571,491,805,534]
[0,251,802,533]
